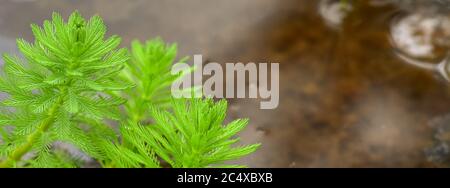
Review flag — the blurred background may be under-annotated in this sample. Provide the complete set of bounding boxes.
[1,0,450,167]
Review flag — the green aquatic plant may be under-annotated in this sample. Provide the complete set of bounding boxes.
[118,39,189,124]
[0,11,129,168]
[98,98,260,168]
[146,98,260,168]
[0,11,259,168]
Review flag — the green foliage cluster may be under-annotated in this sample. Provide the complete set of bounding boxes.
[0,11,259,168]
[119,39,188,124]
[98,98,260,168]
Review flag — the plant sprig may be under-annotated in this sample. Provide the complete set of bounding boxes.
[0,11,129,167]
[0,11,259,168]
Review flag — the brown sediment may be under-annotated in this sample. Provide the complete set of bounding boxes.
[232,0,450,167]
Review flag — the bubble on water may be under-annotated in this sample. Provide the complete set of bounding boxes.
[390,12,450,81]
[390,13,450,58]
[318,0,353,29]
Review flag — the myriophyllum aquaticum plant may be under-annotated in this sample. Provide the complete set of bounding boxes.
[0,11,259,168]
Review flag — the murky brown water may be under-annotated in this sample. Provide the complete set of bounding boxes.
[1,0,450,167]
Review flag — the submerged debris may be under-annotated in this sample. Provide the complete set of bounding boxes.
[425,114,450,166]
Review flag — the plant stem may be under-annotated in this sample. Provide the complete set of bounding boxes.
[0,89,66,168]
